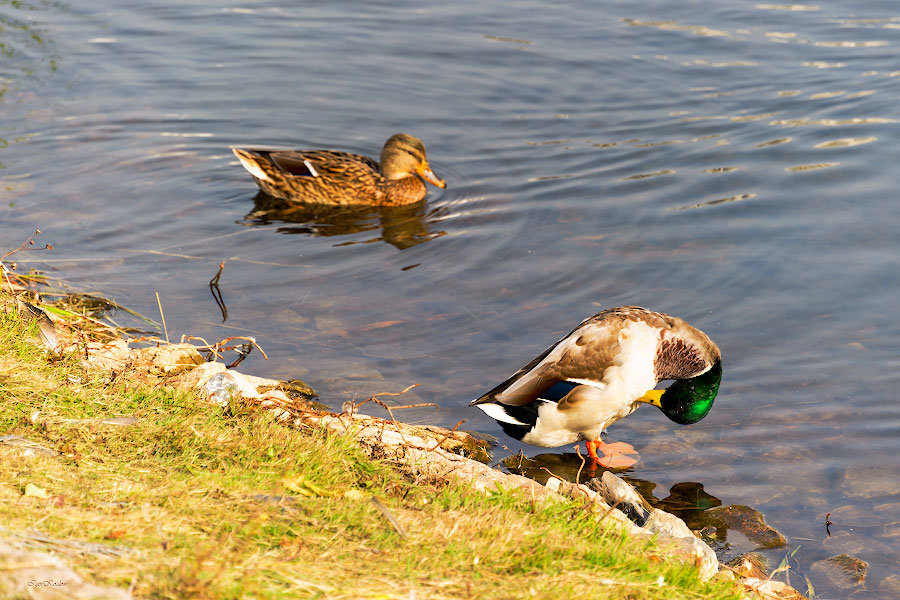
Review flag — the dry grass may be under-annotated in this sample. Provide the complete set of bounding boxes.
[0,300,744,599]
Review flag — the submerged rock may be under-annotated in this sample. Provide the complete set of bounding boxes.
[809,553,867,589]
[842,465,900,499]
[704,504,787,549]
[879,574,900,595]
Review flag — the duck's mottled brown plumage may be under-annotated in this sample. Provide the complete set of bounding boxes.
[471,306,720,408]
[232,133,445,206]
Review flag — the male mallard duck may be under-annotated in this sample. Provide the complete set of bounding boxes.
[471,306,721,468]
[232,133,446,206]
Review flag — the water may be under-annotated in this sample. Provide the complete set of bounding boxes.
[3,0,900,594]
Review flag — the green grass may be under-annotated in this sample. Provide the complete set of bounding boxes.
[0,301,745,599]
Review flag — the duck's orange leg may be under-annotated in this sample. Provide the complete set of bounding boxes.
[585,438,639,469]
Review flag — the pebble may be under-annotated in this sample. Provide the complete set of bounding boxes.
[726,552,767,579]
[841,465,900,499]
[704,504,787,549]
[273,309,310,325]
[314,315,344,333]
[809,553,867,589]
[761,444,815,463]
[588,472,651,526]
[878,574,900,595]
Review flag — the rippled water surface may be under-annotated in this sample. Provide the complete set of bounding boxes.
[3,1,900,595]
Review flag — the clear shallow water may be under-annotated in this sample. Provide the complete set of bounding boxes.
[3,0,900,594]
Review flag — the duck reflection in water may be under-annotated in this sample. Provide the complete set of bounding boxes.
[242,191,446,250]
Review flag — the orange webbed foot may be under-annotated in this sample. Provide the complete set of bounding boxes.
[585,438,639,469]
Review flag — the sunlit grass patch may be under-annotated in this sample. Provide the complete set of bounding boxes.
[0,299,742,599]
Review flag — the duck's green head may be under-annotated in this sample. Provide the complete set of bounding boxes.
[654,359,722,425]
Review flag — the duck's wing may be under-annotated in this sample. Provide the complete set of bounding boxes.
[263,149,380,182]
[471,315,626,407]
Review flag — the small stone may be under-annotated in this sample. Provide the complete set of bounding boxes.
[726,552,767,579]
[638,512,718,581]
[842,465,900,499]
[820,529,894,556]
[273,309,309,324]
[84,338,131,371]
[657,481,722,513]
[674,428,714,443]
[872,501,900,516]
[761,445,814,462]
[279,378,317,399]
[0,435,58,457]
[588,472,650,525]
[314,315,344,333]
[203,372,240,407]
[639,438,687,456]
[0,539,131,599]
[740,577,807,600]
[883,521,900,538]
[713,569,735,582]
[705,504,787,549]
[132,343,205,375]
[643,508,694,539]
[99,416,138,426]
[879,574,900,595]
[809,553,867,589]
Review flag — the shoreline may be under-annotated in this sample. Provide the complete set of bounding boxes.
[0,268,804,599]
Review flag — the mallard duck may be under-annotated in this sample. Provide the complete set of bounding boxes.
[232,133,446,206]
[471,306,721,468]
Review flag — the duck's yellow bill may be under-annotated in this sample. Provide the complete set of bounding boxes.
[637,389,664,408]
[418,162,446,188]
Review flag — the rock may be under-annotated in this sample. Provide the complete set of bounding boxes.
[726,552,767,579]
[821,530,871,556]
[314,315,344,333]
[640,509,718,580]
[842,465,900,499]
[643,508,694,538]
[883,521,900,538]
[167,360,226,388]
[879,574,900,595]
[674,428,714,444]
[704,504,786,549]
[279,378,318,399]
[273,309,309,324]
[809,553,867,589]
[83,338,131,371]
[131,343,205,376]
[872,501,900,516]
[740,577,807,600]
[588,472,651,526]
[203,372,241,407]
[656,482,721,529]
[0,538,131,599]
[0,435,58,458]
[639,438,686,456]
[761,445,814,463]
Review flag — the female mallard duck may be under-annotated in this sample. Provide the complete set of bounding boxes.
[471,306,721,468]
[232,133,446,206]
